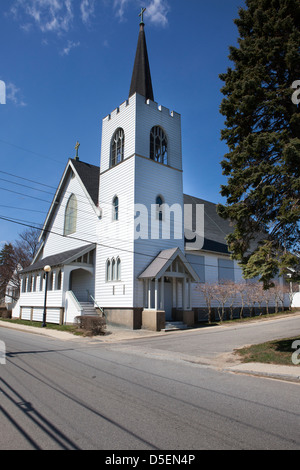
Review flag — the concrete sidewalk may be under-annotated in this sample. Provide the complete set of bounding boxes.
[1,319,300,383]
[226,362,300,383]
[0,320,165,342]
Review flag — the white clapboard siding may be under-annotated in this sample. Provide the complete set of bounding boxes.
[135,94,182,171]
[96,157,135,307]
[133,161,184,306]
[32,307,44,322]
[132,94,183,307]
[21,307,31,321]
[101,95,137,173]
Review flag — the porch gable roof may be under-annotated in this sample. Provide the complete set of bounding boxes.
[138,247,200,282]
[20,244,96,274]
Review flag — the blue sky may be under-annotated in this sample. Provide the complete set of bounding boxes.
[0,0,245,247]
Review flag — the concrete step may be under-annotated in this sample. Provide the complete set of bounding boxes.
[80,302,99,316]
[164,321,188,331]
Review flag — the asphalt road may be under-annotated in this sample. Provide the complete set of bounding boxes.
[0,317,300,451]
[112,314,300,366]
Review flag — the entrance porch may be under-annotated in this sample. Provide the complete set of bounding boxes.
[139,247,200,331]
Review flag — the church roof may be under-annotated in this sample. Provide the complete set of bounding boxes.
[183,194,234,254]
[129,22,154,101]
[71,159,100,206]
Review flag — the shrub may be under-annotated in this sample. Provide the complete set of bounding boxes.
[74,315,106,336]
[0,307,11,319]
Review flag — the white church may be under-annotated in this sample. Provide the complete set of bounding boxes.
[12,16,291,330]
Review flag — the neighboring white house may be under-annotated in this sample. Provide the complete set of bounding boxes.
[12,18,290,330]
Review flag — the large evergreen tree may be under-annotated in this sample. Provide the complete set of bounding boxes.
[218,0,300,286]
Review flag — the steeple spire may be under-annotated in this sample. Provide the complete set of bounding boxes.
[129,9,154,102]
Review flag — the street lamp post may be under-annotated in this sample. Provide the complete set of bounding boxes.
[42,265,51,328]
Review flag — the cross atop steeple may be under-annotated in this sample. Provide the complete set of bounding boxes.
[139,7,146,24]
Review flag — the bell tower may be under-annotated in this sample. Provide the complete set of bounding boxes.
[96,11,184,327]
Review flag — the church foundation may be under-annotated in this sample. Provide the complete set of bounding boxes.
[142,309,165,332]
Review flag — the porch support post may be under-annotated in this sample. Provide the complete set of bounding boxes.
[160,277,164,310]
[188,277,192,310]
[183,276,187,311]
[154,278,158,311]
[172,277,176,308]
[148,279,151,309]
[143,279,147,308]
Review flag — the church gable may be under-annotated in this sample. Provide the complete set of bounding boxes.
[40,158,100,259]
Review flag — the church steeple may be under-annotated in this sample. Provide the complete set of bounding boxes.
[129,9,154,102]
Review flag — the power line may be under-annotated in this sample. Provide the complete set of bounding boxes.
[0,138,63,164]
[0,186,52,204]
[0,177,55,196]
[0,170,57,190]
[0,174,236,262]
[0,167,231,242]
[0,205,46,214]
[0,214,242,273]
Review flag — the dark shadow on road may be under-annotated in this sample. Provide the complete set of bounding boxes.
[0,377,81,450]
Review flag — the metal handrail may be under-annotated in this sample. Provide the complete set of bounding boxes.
[87,290,105,317]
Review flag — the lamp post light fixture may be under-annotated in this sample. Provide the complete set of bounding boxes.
[42,265,51,327]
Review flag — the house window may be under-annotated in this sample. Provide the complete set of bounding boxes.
[156,195,164,221]
[218,258,235,283]
[113,196,119,221]
[111,128,125,167]
[64,194,77,236]
[150,126,168,164]
[186,254,205,283]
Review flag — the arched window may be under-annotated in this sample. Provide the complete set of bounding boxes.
[64,194,77,235]
[112,258,116,281]
[111,128,125,167]
[150,126,168,164]
[106,258,121,282]
[116,258,121,281]
[106,259,111,282]
[113,196,119,221]
[156,195,164,221]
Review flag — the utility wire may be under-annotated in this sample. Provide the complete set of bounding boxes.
[0,214,241,272]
